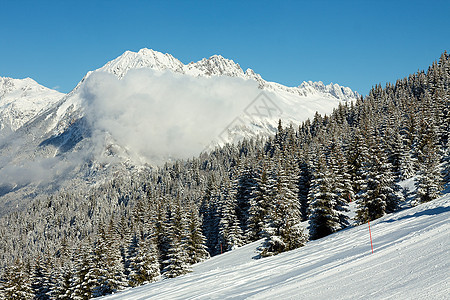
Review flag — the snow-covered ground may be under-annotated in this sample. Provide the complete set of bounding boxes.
[101,194,450,299]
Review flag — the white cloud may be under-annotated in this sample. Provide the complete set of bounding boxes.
[81,69,260,164]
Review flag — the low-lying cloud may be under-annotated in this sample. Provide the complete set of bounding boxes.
[81,69,260,164]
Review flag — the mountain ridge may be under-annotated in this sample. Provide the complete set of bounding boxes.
[0,76,64,131]
[96,48,359,101]
[0,48,360,213]
[0,48,359,135]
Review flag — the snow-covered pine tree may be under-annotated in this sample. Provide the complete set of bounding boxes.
[308,150,340,240]
[30,255,52,300]
[162,203,191,278]
[356,132,401,222]
[91,219,127,296]
[127,232,160,287]
[153,200,171,271]
[116,214,133,274]
[328,141,351,228]
[298,160,312,221]
[51,236,74,300]
[280,150,306,250]
[259,152,307,256]
[0,259,33,300]
[347,128,370,196]
[199,175,220,256]
[397,130,416,180]
[70,239,96,300]
[414,121,443,204]
[217,176,244,253]
[185,207,210,264]
[233,158,256,241]
[125,232,139,284]
[52,263,73,300]
[248,159,275,241]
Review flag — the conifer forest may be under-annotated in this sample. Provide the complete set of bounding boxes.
[0,52,449,299]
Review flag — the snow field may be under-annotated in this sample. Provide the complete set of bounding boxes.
[101,194,449,299]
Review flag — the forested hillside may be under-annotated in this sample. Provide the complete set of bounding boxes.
[0,52,448,299]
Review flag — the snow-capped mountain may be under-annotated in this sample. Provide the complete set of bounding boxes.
[0,77,63,131]
[0,48,359,213]
[42,48,359,155]
[97,48,358,101]
[2,48,360,166]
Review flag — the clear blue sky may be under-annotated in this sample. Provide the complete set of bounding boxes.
[1,0,449,96]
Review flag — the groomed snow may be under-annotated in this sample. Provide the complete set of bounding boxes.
[101,194,450,299]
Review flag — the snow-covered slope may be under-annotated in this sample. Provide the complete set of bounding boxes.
[101,195,450,299]
[0,77,64,131]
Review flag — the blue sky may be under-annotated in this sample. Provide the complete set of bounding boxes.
[0,0,449,95]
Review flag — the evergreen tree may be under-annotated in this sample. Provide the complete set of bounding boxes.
[0,259,33,300]
[153,201,171,271]
[162,204,191,278]
[248,161,275,241]
[70,240,96,300]
[30,255,52,300]
[52,263,73,300]
[328,141,351,228]
[356,133,401,222]
[185,207,210,264]
[199,176,220,255]
[415,131,442,204]
[127,232,160,287]
[92,219,127,297]
[298,160,312,221]
[308,151,340,240]
[233,159,256,240]
[217,177,244,253]
[259,154,307,256]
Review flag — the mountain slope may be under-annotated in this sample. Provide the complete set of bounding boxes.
[25,48,360,160]
[101,195,450,299]
[0,49,360,168]
[0,77,64,131]
[0,49,359,213]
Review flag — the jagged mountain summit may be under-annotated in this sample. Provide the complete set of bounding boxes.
[0,48,359,137]
[46,48,359,155]
[98,48,358,101]
[0,77,63,131]
[0,48,359,213]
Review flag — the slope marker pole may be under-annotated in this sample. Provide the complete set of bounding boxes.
[368,220,374,254]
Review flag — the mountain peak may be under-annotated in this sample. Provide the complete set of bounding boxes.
[186,54,244,77]
[93,49,359,102]
[98,48,185,78]
[99,49,250,80]
[0,76,64,131]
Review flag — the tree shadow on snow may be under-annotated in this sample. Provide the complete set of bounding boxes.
[382,205,450,224]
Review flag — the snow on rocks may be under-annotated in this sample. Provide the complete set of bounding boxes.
[0,76,64,131]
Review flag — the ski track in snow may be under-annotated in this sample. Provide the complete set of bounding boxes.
[101,195,450,300]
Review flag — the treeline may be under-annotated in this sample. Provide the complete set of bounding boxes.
[0,52,448,299]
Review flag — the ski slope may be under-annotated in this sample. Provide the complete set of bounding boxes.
[102,195,450,299]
